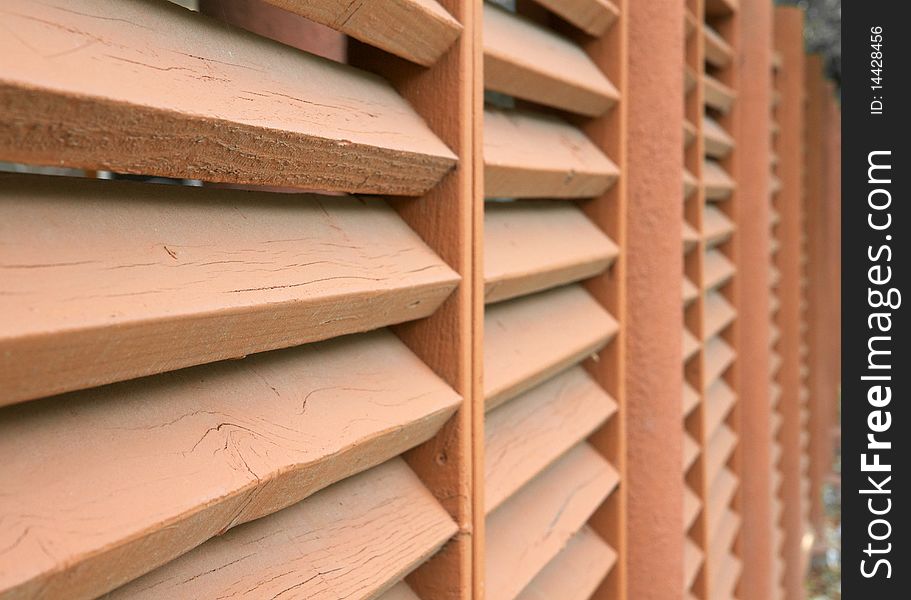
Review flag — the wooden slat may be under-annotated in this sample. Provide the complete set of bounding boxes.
[0,330,460,600]
[515,527,616,600]
[771,174,783,194]
[485,367,616,513]
[483,4,620,116]
[486,443,619,600]
[703,160,736,200]
[769,265,782,287]
[685,66,698,94]
[683,220,701,251]
[253,0,461,66]
[710,554,742,600]
[683,277,700,306]
[703,249,736,291]
[683,382,701,415]
[0,0,456,195]
[684,169,698,199]
[683,328,701,362]
[704,378,737,437]
[709,510,741,570]
[106,459,456,600]
[484,108,619,198]
[769,352,782,376]
[379,582,422,600]
[684,538,703,590]
[683,432,701,471]
[485,201,618,303]
[706,0,739,17]
[704,336,736,386]
[703,25,733,68]
[684,120,698,147]
[0,174,459,406]
[705,424,738,484]
[530,0,619,37]
[703,117,735,158]
[703,205,735,247]
[703,291,737,339]
[703,75,737,113]
[484,284,618,410]
[707,468,738,537]
[684,486,702,530]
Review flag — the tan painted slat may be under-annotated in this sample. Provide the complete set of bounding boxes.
[705,425,738,484]
[707,468,738,537]
[683,328,701,362]
[254,0,461,66]
[106,459,456,600]
[684,120,697,147]
[704,378,737,437]
[703,25,733,68]
[484,284,618,410]
[485,366,616,513]
[703,116,735,158]
[684,538,703,590]
[484,108,619,198]
[703,160,736,201]
[683,220,701,251]
[704,205,735,247]
[515,527,616,600]
[485,202,618,304]
[704,74,737,113]
[683,277,700,306]
[0,174,458,406]
[530,0,619,37]
[483,4,620,116]
[684,169,699,199]
[709,510,741,570]
[706,0,739,18]
[485,443,618,600]
[704,336,736,388]
[683,382,701,415]
[0,331,459,600]
[683,432,701,472]
[710,554,743,600]
[0,0,456,195]
[703,291,737,340]
[704,249,736,291]
[684,486,702,530]
[378,582,422,600]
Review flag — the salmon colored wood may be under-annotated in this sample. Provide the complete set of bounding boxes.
[707,469,738,535]
[684,169,699,198]
[484,367,617,513]
[684,221,701,250]
[703,116,735,158]
[709,510,741,568]
[703,205,736,247]
[684,433,701,471]
[703,337,736,388]
[484,202,619,304]
[684,120,698,146]
[703,25,733,68]
[484,108,620,198]
[711,554,742,600]
[379,582,422,600]
[703,160,736,200]
[529,0,620,37]
[683,328,701,362]
[683,382,701,415]
[703,291,737,340]
[105,459,457,600]
[483,4,620,116]
[705,0,738,18]
[250,0,462,66]
[704,379,737,436]
[703,249,736,291]
[683,538,703,590]
[515,527,617,600]
[705,424,737,483]
[0,330,459,600]
[484,444,618,600]
[685,66,698,93]
[0,174,458,406]
[683,277,700,306]
[483,284,619,410]
[703,74,737,113]
[684,487,702,529]
[0,0,457,196]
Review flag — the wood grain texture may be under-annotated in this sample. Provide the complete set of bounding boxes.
[484,201,618,303]
[0,174,459,406]
[0,330,460,600]
[484,108,619,198]
[256,0,462,66]
[703,117,735,158]
[484,284,619,410]
[703,74,737,114]
[703,249,736,291]
[515,527,616,600]
[703,291,737,340]
[485,366,617,513]
[0,0,456,195]
[483,4,619,116]
[105,459,457,600]
[485,443,619,600]
[703,160,736,200]
[703,205,735,247]
[703,25,733,68]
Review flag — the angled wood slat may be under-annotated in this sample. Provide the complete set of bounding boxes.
[683,221,701,251]
[703,205,735,247]
[707,468,738,537]
[710,554,742,600]
[770,206,781,226]
[705,424,738,484]
[706,0,739,17]
[684,538,703,590]
[684,120,697,147]
[685,10,698,37]
[485,201,618,304]
[703,249,736,291]
[0,330,459,600]
[684,486,702,530]
[484,108,620,198]
[254,0,461,66]
[379,582,422,600]
[769,265,782,287]
[703,160,736,201]
[769,352,782,376]
[704,336,736,387]
[683,382,701,415]
[483,3,620,116]
[703,75,737,114]
[684,169,698,199]
[106,459,457,600]
[704,379,737,438]
[703,291,737,340]
[484,284,618,410]
[685,66,698,94]
[771,120,781,137]
[683,328,701,362]
[703,25,733,68]
[485,367,616,513]
[516,527,616,600]
[0,174,459,406]
[530,0,620,37]
[683,432,701,471]
[486,443,619,600]
[0,0,456,195]
[770,174,783,194]
[708,510,741,571]
[703,117,735,159]
[683,278,700,306]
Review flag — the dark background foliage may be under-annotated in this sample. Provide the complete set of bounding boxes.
[778,0,842,89]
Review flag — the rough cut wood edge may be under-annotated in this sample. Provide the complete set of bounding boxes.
[485,366,617,513]
[257,0,462,66]
[483,4,620,116]
[703,25,733,69]
[703,116,735,158]
[484,201,618,304]
[703,160,736,200]
[0,0,456,195]
[703,74,737,114]
[485,443,619,600]
[484,108,620,198]
[484,284,619,410]
[0,174,459,406]
[105,459,457,600]
[0,330,460,600]
[515,527,616,600]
